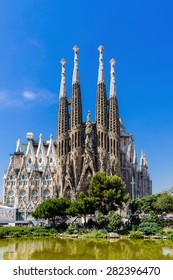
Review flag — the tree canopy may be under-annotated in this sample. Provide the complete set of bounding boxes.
[66,192,95,223]
[129,194,159,214]
[88,171,129,214]
[154,193,173,213]
[32,198,71,226]
[129,192,173,214]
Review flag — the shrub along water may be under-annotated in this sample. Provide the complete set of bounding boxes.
[0,226,58,238]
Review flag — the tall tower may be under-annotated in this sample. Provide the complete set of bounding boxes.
[69,45,84,193]
[57,59,69,196]
[96,46,108,171]
[108,59,121,176]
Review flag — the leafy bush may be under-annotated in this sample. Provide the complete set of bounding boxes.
[87,230,106,238]
[95,212,107,229]
[49,228,58,235]
[142,212,163,226]
[137,222,160,235]
[0,227,9,238]
[66,224,79,234]
[107,211,124,232]
[31,227,52,236]
[167,232,173,239]
[129,231,144,239]
[0,228,6,238]
[0,226,59,238]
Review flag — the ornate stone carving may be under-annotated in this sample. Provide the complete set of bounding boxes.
[0,208,16,222]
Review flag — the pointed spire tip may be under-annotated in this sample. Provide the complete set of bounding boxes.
[60,58,66,65]
[73,45,79,53]
[98,45,104,53]
[72,45,80,84]
[110,58,116,65]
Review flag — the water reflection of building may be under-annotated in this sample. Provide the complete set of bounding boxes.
[162,247,173,257]
[3,46,152,219]
[0,243,16,260]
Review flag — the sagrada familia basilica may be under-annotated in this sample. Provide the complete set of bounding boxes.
[3,46,152,219]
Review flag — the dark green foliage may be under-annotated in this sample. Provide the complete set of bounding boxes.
[66,224,79,234]
[95,212,107,229]
[95,211,125,233]
[88,171,129,214]
[0,227,6,238]
[137,222,161,235]
[0,226,58,239]
[32,198,71,226]
[107,211,124,232]
[86,218,96,229]
[66,193,95,224]
[154,193,173,213]
[129,194,159,214]
[129,193,173,215]
[142,212,163,226]
[128,215,141,228]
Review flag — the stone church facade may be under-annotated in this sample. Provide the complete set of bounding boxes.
[3,46,152,219]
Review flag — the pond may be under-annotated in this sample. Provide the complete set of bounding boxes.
[0,237,173,260]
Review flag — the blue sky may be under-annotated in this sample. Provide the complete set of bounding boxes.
[0,0,173,198]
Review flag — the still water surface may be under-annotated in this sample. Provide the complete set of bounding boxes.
[0,237,173,260]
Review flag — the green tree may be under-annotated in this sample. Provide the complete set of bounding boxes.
[88,171,129,214]
[154,193,173,213]
[66,193,95,224]
[129,194,159,214]
[95,212,108,229]
[107,211,124,232]
[32,198,71,226]
[128,199,143,214]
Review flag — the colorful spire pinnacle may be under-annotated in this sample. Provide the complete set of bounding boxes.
[109,58,117,97]
[97,45,105,84]
[59,58,67,98]
[72,45,80,84]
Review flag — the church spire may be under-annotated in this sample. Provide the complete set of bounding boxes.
[59,59,67,98]
[72,45,80,84]
[97,45,105,84]
[140,150,148,169]
[108,58,119,134]
[96,45,107,128]
[109,58,116,97]
[133,144,137,166]
[70,45,82,128]
[57,59,69,139]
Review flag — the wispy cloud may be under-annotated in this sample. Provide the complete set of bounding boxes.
[23,91,37,100]
[0,89,57,108]
[0,91,22,107]
[23,89,57,105]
